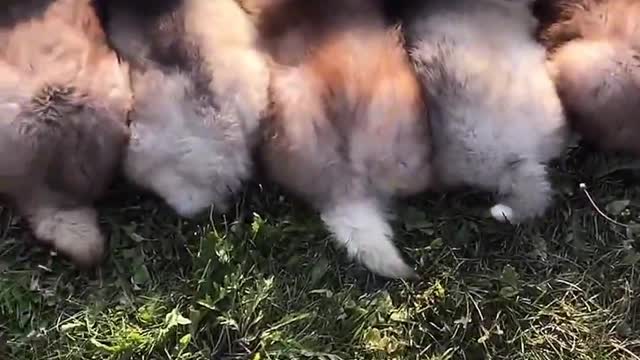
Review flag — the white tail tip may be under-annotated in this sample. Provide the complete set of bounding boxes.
[321,199,416,279]
[490,203,515,223]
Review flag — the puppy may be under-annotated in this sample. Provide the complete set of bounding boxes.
[534,0,640,155]
[0,0,132,265]
[403,0,568,224]
[242,0,432,278]
[102,0,270,217]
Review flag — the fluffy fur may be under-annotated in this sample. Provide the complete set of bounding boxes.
[404,0,568,223]
[0,0,132,265]
[534,0,640,155]
[245,0,432,278]
[102,0,270,217]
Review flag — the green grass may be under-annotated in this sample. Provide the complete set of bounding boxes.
[1,147,640,359]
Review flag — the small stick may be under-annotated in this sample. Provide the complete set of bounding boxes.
[579,183,629,228]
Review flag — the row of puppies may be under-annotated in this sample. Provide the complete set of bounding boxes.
[0,0,637,279]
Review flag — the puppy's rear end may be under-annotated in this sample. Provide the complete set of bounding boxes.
[256,0,431,278]
[405,0,567,223]
[0,0,131,266]
[535,0,640,155]
[104,0,270,218]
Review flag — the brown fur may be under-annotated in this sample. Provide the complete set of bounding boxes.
[0,0,132,266]
[249,0,432,278]
[533,0,640,155]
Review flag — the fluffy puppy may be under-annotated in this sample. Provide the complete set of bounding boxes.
[241,0,432,278]
[533,0,640,155]
[102,0,270,217]
[403,0,568,224]
[0,0,132,265]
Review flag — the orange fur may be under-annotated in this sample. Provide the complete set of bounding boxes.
[253,0,431,278]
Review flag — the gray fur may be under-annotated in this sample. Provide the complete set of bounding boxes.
[405,0,568,223]
[105,0,270,217]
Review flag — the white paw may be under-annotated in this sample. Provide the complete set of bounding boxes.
[490,204,515,223]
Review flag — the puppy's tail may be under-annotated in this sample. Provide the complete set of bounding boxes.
[320,198,415,279]
[26,205,105,267]
[492,159,552,224]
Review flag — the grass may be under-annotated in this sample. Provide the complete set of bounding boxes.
[1,146,640,359]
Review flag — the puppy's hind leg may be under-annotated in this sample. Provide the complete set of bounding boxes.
[320,197,415,279]
[491,159,553,224]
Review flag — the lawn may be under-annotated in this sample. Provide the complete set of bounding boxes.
[1,146,640,360]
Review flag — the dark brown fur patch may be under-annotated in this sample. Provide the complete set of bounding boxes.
[30,85,78,126]
[101,0,219,112]
[0,0,54,28]
[533,0,640,51]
